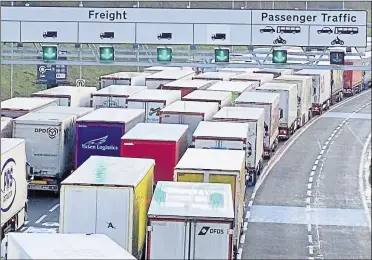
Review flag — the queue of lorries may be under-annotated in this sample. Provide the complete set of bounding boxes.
[1,64,371,259]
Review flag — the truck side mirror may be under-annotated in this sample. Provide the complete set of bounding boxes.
[279,108,283,119]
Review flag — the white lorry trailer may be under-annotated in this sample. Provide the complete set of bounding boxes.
[273,75,313,128]
[35,106,94,118]
[159,101,219,145]
[91,85,146,109]
[99,72,151,89]
[234,92,280,158]
[31,86,96,107]
[256,83,298,140]
[126,89,181,123]
[1,117,13,138]
[13,112,75,193]
[161,79,215,97]
[317,61,344,104]
[1,97,57,118]
[1,138,28,239]
[182,90,232,109]
[192,71,237,81]
[207,81,258,101]
[217,68,258,74]
[145,70,195,89]
[295,69,332,115]
[143,66,189,74]
[146,181,235,260]
[230,73,274,85]
[59,156,155,259]
[2,233,136,259]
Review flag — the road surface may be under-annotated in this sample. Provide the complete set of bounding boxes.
[242,90,371,259]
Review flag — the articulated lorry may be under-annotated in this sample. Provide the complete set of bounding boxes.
[1,117,13,138]
[207,81,257,101]
[230,73,273,86]
[1,97,57,118]
[192,71,237,81]
[99,72,150,89]
[145,70,195,89]
[183,90,232,109]
[161,79,215,97]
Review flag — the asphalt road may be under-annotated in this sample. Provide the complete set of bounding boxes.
[242,90,371,259]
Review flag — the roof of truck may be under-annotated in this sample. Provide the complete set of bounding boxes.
[122,123,188,141]
[100,71,150,79]
[192,71,237,80]
[258,82,297,91]
[62,156,155,186]
[148,181,234,219]
[160,101,218,114]
[35,106,94,117]
[207,81,255,92]
[32,86,97,96]
[15,112,74,124]
[1,117,12,129]
[183,90,232,102]
[1,138,24,154]
[295,69,330,76]
[145,69,194,80]
[164,79,213,88]
[5,233,135,259]
[193,121,248,139]
[231,72,274,80]
[126,89,181,102]
[213,106,264,121]
[235,91,280,104]
[92,85,146,97]
[1,97,57,111]
[143,66,184,72]
[76,108,144,123]
[175,148,245,172]
[218,68,258,73]
[276,75,312,81]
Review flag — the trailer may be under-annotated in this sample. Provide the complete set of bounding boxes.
[126,89,181,123]
[146,181,235,260]
[273,75,313,128]
[1,97,57,118]
[31,86,96,107]
[230,73,274,85]
[207,81,257,101]
[91,85,146,109]
[99,72,151,89]
[159,101,219,144]
[233,92,280,158]
[217,68,258,74]
[316,61,344,104]
[256,83,298,140]
[121,123,188,183]
[2,233,136,259]
[75,108,145,168]
[161,79,215,97]
[1,138,28,239]
[192,71,237,81]
[143,66,189,74]
[35,106,94,118]
[1,117,13,138]
[182,90,232,109]
[174,148,246,257]
[145,70,195,89]
[343,60,364,96]
[59,156,154,259]
[255,68,294,78]
[295,69,332,116]
[13,112,76,193]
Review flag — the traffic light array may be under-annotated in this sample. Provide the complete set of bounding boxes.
[272,50,287,64]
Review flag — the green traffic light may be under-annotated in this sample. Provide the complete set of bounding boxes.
[157,47,172,62]
[215,49,229,63]
[99,46,114,62]
[272,50,287,64]
[42,46,58,61]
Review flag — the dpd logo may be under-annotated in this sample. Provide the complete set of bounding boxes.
[35,127,59,139]
[1,158,17,212]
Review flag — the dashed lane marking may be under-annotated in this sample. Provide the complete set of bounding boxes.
[49,204,60,212]
[35,214,47,224]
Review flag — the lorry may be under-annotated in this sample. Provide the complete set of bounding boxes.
[145,70,195,89]
[31,86,97,107]
[126,89,181,123]
[1,138,28,239]
[182,90,232,109]
[143,66,189,74]
[75,108,145,168]
[173,148,246,258]
[208,107,265,179]
[35,106,94,118]
[317,61,344,104]
[217,68,258,74]
[161,79,215,97]
[1,97,58,118]
[295,69,332,116]
[230,73,274,86]
[121,123,188,183]
[146,181,235,260]
[192,71,237,81]
[99,72,151,89]
[256,83,298,140]
[343,59,364,96]
[273,75,313,128]
[91,85,146,109]
[13,112,76,193]
[1,117,13,138]
[233,92,280,158]
[59,156,154,259]
[207,81,257,101]
[2,233,136,259]
[159,101,219,144]
[255,68,294,78]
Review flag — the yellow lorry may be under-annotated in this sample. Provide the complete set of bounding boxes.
[173,148,246,257]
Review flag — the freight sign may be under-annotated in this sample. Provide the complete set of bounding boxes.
[0,7,367,47]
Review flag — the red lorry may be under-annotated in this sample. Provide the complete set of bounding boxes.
[343,60,364,96]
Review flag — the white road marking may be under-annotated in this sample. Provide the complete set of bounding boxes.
[320,150,324,155]
[307,223,312,232]
[307,190,312,196]
[240,234,246,244]
[306,197,311,204]
[237,248,243,260]
[308,246,314,255]
[248,200,253,207]
[42,222,59,227]
[243,221,248,231]
[317,155,321,160]
[245,211,250,220]
[35,214,47,224]
[49,204,60,212]
[314,160,319,165]
[24,221,29,225]
[308,235,313,244]
[308,183,312,189]
[310,171,315,177]
[309,177,313,183]
[312,165,317,171]
[358,133,371,231]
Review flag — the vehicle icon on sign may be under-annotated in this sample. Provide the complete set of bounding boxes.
[277,26,301,34]
[259,26,275,33]
[211,33,226,41]
[273,36,286,45]
[335,27,358,35]
[158,33,172,40]
[100,32,115,39]
[331,36,344,46]
[317,27,333,34]
[43,31,57,38]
